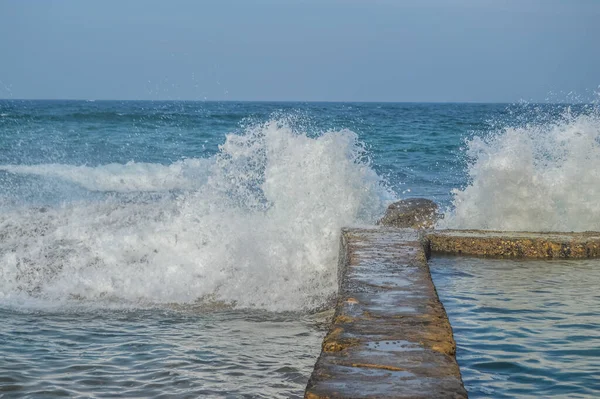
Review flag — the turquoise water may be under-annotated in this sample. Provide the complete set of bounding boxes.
[430,257,600,398]
[0,100,489,205]
[1,100,599,397]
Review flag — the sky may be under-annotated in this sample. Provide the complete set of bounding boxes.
[0,0,599,102]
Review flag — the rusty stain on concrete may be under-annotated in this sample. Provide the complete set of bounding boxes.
[425,229,600,258]
[304,228,467,399]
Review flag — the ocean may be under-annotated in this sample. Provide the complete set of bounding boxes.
[0,100,599,397]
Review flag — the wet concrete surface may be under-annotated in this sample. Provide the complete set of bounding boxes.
[426,230,600,258]
[304,227,600,398]
[304,228,467,399]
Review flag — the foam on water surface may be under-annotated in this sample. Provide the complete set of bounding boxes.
[0,120,392,311]
[0,158,212,192]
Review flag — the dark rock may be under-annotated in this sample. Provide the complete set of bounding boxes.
[378,198,439,229]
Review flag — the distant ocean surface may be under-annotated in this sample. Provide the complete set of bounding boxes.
[1,100,599,397]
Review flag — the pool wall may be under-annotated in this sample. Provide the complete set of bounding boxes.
[426,230,600,258]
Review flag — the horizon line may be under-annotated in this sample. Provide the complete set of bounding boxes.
[0,98,592,105]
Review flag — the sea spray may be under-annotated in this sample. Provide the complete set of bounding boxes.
[441,107,600,231]
[0,120,392,310]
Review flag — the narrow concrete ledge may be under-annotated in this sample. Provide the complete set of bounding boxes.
[426,230,600,258]
[304,225,600,398]
[305,228,467,399]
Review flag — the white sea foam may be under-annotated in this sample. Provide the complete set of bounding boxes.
[0,120,392,311]
[0,159,212,192]
[441,109,600,232]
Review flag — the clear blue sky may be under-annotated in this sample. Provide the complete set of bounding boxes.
[1,0,598,102]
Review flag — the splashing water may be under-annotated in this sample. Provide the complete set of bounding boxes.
[441,108,600,232]
[0,120,392,311]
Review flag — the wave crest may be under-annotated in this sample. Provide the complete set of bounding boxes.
[0,120,392,311]
[0,159,211,192]
[441,109,600,232]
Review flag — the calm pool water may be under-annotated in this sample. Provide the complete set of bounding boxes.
[430,257,600,399]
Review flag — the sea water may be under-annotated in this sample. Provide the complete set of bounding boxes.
[1,100,599,397]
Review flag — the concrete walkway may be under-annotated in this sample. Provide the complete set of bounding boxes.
[305,228,467,399]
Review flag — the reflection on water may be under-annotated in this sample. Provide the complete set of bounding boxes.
[430,257,600,399]
[0,308,327,398]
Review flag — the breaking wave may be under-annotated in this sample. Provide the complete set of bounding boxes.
[442,107,600,232]
[0,159,212,192]
[0,120,392,311]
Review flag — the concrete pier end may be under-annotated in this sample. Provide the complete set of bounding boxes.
[304,228,467,399]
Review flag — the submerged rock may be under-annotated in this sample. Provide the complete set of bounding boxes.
[378,198,439,229]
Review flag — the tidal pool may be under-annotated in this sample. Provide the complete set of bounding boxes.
[430,257,600,398]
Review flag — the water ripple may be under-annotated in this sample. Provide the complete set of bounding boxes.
[0,308,327,398]
[431,257,600,399]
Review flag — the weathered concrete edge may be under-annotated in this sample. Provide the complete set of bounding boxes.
[425,229,600,258]
[304,227,467,399]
